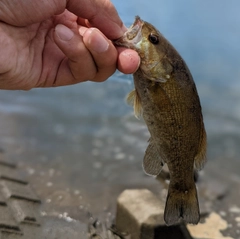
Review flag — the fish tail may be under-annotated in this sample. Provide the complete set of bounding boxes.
[164,181,200,225]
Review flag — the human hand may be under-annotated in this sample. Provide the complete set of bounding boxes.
[0,0,140,90]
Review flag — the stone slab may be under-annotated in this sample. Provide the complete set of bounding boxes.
[116,189,192,239]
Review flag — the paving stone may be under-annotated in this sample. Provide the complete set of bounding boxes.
[0,157,43,238]
[0,232,23,239]
[116,189,192,239]
[9,199,41,225]
[0,180,40,203]
[0,205,22,234]
[0,165,27,185]
[0,160,16,169]
[0,192,6,206]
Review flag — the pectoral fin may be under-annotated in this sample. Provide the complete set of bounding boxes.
[126,89,142,118]
[143,139,164,176]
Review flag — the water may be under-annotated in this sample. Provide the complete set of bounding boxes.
[0,0,240,237]
[113,0,240,159]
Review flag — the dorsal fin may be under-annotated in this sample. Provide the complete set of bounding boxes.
[126,89,142,119]
[143,138,165,176]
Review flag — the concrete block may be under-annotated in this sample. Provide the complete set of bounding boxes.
[116,189,192,239]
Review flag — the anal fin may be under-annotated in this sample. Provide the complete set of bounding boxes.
[143,138,164,176]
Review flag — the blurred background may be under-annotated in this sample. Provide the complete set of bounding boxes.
[0,0,240,237]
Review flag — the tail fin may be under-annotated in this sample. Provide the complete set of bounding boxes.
[164,183,200,225]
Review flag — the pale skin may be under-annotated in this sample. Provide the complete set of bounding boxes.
[0,0,140,90]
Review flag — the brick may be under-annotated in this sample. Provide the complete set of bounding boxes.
[116,189,192,239]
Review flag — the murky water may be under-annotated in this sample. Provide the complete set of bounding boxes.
[0,0,240,237]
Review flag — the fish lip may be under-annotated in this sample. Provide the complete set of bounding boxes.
[113,16,144,49]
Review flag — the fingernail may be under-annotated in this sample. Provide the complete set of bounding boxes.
[79,27,87,36]
[55,24,74,41]
[88,29,109,53]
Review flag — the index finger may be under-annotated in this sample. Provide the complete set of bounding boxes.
[67,0,126,39]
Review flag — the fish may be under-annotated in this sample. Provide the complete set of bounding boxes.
[114,16,207,225]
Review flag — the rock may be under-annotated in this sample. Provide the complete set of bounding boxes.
[116,189,192,239]
[187,212,234,239]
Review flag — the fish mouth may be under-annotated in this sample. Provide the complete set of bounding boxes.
[113,16,144,49]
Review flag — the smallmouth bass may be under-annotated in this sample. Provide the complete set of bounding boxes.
[114,17,207,225]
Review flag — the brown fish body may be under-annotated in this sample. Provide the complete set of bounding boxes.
[115,17,207,225]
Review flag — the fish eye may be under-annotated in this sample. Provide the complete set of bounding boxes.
[148,33,159,44]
